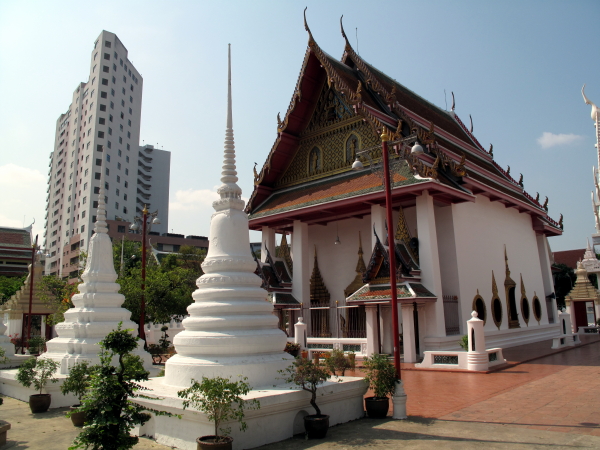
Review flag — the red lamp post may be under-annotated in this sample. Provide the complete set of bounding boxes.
[130,205,160,346]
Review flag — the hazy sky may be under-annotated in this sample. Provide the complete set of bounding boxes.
[0,0,598,252]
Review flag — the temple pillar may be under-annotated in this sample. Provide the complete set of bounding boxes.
[380,306,392,355]
[261,226,276,263]
[371,204,386,249]
[365,305,379,355]
[416,190,446,337]
[401,303,417,363]
[292,220,310,332]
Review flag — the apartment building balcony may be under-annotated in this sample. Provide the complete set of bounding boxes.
[137,170,152,182]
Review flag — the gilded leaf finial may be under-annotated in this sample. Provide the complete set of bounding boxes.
[518,173,523,187]
[543,196,549,211]
[489,143,493,157]
[559,213,564,229]
[451,91,455,111]
[277,112,283,131]
[304,7,315,46]
[469,114,473,133]
[535,192,539,202]
[506,165,510,176]
[340,15,352,51]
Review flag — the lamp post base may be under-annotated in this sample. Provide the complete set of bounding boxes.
[392,380,407,419]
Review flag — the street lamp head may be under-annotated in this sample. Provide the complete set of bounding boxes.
[352,156,364,171]
[130,222,139,231]
[152,217,161,225]
[411,141,424,156]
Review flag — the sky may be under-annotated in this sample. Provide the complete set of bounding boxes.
[0,0,599,252]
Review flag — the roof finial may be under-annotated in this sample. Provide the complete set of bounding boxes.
[304,7,315,45]
[94,155,108,234]
[582,84,599,121]
[451,91,455,111]
[340,15,351,50]
[469,114,473,133]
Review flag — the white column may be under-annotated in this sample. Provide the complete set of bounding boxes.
[416,190,446,337]
[466,311,488,371]
[536,234,555,324]
[261,226,276,263]
[365,305,379,355]
[292,220,310,331]
[380,306,392,354]
[565,304,575,333]
[371,204,386,250]
[401,303,417,363]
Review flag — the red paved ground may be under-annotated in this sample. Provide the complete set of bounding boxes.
[347,336,600,436]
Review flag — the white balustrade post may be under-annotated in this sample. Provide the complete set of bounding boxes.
[467,311,488,371]
[294,317,307,350]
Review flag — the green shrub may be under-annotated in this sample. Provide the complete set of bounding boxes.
[16,356,59,395]
[362,354,397,399]
[459,335,469,351]
[279,357,331,416]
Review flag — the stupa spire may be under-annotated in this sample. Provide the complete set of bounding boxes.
[216,44,242,207]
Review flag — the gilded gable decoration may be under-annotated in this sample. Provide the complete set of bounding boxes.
[308,147,322,175]
[394,206,418,264]
[345,133,360,163]
[344,231,367,297]
[504,247,520,329]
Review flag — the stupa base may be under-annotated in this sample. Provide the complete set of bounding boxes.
[133,376,368,450]
[164,353,294,389]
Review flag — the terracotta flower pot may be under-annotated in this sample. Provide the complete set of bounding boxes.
[29,394,51,413]
[300,350,309,359]
[69,405,87,427]
[196,436,233,450]
[304,414,329,439]
[365,396,389,419]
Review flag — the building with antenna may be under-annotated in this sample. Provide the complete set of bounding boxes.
[247,15,563,361]
[43,31,170,278]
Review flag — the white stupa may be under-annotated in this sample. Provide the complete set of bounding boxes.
[164,45,292,389]
[43,170,152,373]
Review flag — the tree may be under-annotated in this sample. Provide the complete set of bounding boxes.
[554,263,576,310]
[69,325,175,450]
[39,275,79,325]
[0,275,25,305]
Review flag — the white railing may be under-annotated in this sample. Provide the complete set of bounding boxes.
[287,337,367,358]
[144,319,185,345]
[416,348,506,370]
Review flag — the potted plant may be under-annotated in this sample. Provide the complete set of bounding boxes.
[362,353,397,419]
[16,356,59,413]
[177,376,260,450]
[279,358,332,439]
[458,335,469,351]
[60,361,94,427]
[284,342,301,357]
[325,349,353,376]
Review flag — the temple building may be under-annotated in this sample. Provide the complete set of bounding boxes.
[247,17,562,362]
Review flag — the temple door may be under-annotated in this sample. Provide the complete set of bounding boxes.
[573,301,588,331]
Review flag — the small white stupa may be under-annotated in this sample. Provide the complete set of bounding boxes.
[0,318,15,360]
[44,169,152,373]
[164,45,292,389]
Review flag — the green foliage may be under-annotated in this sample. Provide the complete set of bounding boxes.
[16,357,59,395]
[362,353,397,399]
[0,347,8,365]
[325,349,353,376]
[39,274,79,325]
[28,335,47,355]
[279,358,331,416]
[116,240,204,326]
[177,376,259,442]
[61,361,94,403]
[69,324,176,450]
[0,275,25,305]
[459,335,469,351]
[284,342,300,355]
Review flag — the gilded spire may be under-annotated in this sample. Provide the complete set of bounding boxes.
[491,270,499,298]
[345,232,367,297]
[277,233,293,275]
[310,245,330,305]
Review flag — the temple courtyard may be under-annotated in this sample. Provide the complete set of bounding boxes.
[1,336,599,449]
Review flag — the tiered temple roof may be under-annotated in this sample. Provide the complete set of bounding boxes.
[247,14,562,237]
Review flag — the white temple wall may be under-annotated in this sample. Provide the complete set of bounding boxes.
[306,216,370,334]
[451,195,549,332]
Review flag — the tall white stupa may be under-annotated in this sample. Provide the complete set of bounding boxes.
[164,45,292,389]
[43,170,152,373]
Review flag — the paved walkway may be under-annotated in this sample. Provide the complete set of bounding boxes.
[2,338,600,449]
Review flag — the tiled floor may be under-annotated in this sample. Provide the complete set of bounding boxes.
[348,336,600,436]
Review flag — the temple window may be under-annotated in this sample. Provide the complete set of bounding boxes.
[472,293,487,325]
[532,295,542,323]
[492,298,502,329]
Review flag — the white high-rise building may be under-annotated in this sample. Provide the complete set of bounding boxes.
[44,31,169,278]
